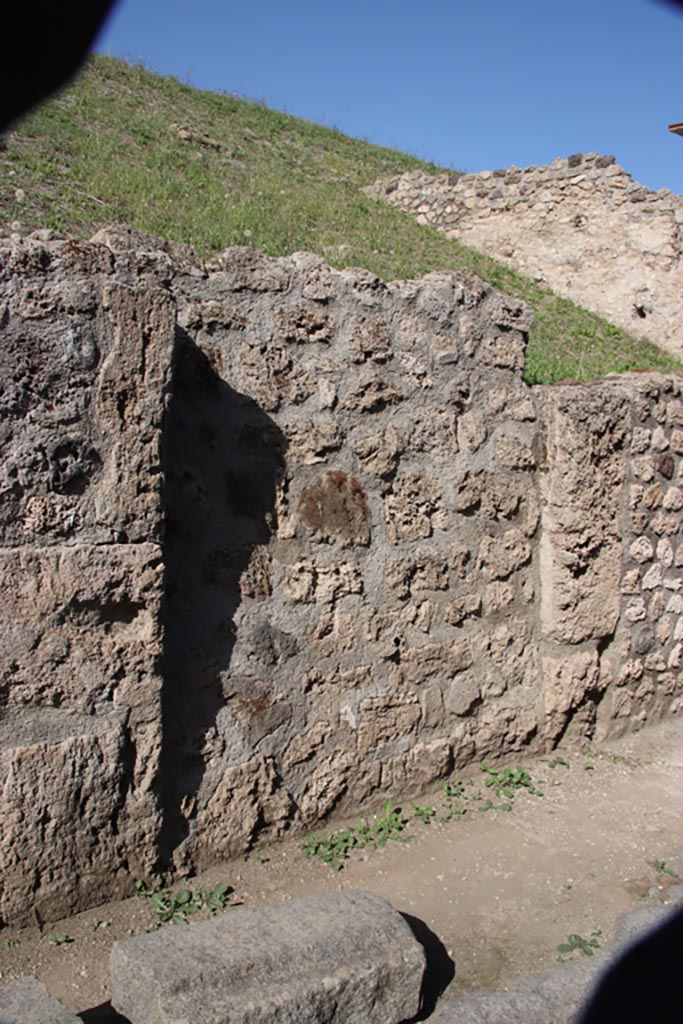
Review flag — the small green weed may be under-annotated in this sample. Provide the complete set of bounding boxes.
[557,931,601,962]
[412,804,437,825]
[480,765,544,799]
[438,779,468,823]
[301,799,408,870]
[647,859,678,878]
[135,880,235,925]
[548,757,569,769]
[46,932,73,946]
[4,939,17,950]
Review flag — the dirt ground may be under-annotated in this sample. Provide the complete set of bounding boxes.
[2,715,683,1022]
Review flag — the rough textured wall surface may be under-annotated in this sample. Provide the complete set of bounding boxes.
[539,376,683,735]
[0,233,175,925]
[367,154,683,357]
[1,228,681,926]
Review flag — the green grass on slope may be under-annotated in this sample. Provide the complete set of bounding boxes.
[1,56,679,384]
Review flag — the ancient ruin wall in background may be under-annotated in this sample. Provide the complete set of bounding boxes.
[1,230,682,926]
[367,154,683,358]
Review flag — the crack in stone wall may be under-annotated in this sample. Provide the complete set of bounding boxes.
[1,228,682,926]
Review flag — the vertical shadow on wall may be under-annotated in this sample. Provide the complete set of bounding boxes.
[158,328,286,867]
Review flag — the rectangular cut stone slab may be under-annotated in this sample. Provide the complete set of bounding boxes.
[110,890,425,1024]
[0,976,81,1024]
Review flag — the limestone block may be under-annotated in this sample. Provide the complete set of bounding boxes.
[0,543,163,926]
[495,434,536,469]
[282,561,363,604]
[0,977,80,1024]
[478,528,531,579]
[629,484,644,508]
[317,379,337,409]
[408,410,459,453]
[283,721,332,767]
[346,317,392,363]
[642,482,663,509]
[451,469,481,512]
[630,510,649,534]
[421,683,445,727]
[621,568,641,594]
[537,385,625,644]
[275,304,332,344]
[446,593,482,625]
[663,485,683,511]
[651,425,670,451]
[1,710,143,926]
[657,538,674,567]
[625,598,647,622]
[0,276,173,546]
[629,536,654,563]
[110,891,425,1024]
[357,692,421,752]
[484,580,515,613]
[479,473,524,520]
[401,640,472,684]
[384,472,448,542]
[296,752,353,822]
[632,456,655,481]
[446,676,481,716]
[285,419,343,465]
[341,373,403,413]
[354,425,403,478]
[457,410,487,452]
[190,754,292,868]
[542,649,602,742]
[383,739,453,792]
[642,563,663,590]
[655,616,673,644]
[650,511,680,535]
[309,609,356,657]
[630,427,651,453]
[670,428,683,454]
[477,331,526,369]
[250,342,315,409]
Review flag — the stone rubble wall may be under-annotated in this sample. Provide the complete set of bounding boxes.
[1,228,681,926]
[367,154,683,357]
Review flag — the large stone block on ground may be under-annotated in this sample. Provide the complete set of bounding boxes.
[0,976,80,1024]
[110,890,426,1024]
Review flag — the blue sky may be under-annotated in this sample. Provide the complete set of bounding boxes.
[96,0,683,194]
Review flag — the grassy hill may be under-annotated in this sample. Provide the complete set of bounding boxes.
[1,55,679,384]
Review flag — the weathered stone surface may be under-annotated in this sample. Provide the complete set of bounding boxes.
[542,650,602,743]
[0,976,80,1024]
[431,959,598,1024]
[110,891,426,1024]
[0,236,171,926]
[538,385,625,644]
